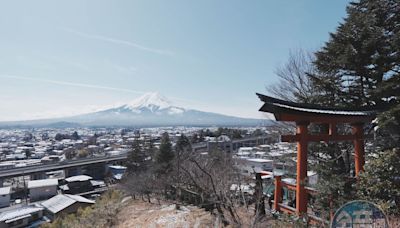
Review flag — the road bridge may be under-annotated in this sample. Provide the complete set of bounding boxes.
[0,155,127,179]
[192,135,274,153]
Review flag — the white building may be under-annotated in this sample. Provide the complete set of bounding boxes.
[237,147,253,157]
[0,187,11,208]
[236,158,274,176]
[28,179,58,202]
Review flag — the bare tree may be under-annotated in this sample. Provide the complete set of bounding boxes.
[268,49,316,103]
[177,149,264,226]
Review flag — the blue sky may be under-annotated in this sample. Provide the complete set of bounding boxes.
[0,0,350,121]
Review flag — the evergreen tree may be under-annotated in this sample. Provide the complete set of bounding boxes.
[155,132,174,173]
[126,138,147,173]
[311,1,400,212]
[146,137,156,160]
[270,0,400,217]
[376,74,400,148]
[312,0,399,108]
[357,148,400,215]
[71,131,80,140]
[198,130,205,142]
[175,134,191,154]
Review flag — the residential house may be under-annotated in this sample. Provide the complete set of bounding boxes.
[0,187,11,208]
[28,179,58,202]
[40,194,94,221]
[0,206,44,228]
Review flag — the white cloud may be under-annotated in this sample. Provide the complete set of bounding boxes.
[104,60,137,75]
[0,74,146,94]
[62,27,174,56]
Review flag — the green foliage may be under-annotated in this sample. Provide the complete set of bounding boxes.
[357,149,400,215]
[376,75,400,149]
[313,166,355,219]
[176,134,191,154]
[312,0,400,108]
[126,138,148,173]
[71,131,80,140]
[55,132,81,141]
[155,132,174,173]
[286,0,400,216]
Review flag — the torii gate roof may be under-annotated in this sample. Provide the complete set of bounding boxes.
[256,93,376,123]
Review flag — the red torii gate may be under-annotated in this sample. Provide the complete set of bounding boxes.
[257,94,376,217]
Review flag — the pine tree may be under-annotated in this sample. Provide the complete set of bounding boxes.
[307,0,400,216]
[175,134,191,154]
[312,0,399,108]
[270,0,400,216]
[126,138,147,173]
[376,74,400,148]
[155,132,174,173]
[357,149,400,215]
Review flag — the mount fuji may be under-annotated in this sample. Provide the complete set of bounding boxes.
[0,92,267,127]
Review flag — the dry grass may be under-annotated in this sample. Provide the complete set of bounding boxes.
[114,199,305,228]
[115,199,217,228]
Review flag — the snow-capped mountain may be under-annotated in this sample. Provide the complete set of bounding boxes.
[119,92,185,115]
[125,92,173,111]
[0,93,267,127]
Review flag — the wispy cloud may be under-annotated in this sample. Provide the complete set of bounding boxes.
[0,74,201,106]
[62,27,174,56]
[0,74,145,94]
[104,60,137,75]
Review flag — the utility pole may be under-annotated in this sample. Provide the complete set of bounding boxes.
[23,171,28,205]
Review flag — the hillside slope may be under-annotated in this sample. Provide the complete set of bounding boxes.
[116,201,217,228]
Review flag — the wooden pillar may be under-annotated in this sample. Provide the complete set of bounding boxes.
[274,175,282,211]
[329,123,337,136]
[255,173,265,216]
[296,122,309,215]
[352,123,365,176]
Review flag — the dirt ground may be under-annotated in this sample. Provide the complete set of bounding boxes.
[115,199,218,228]
[114,198,400,228]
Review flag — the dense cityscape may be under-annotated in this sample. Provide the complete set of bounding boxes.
[0,125,300,227]
[0,0,399,227]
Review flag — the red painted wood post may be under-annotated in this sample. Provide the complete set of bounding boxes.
[296,122,309,215]
[329,123,337,136]
[274,175,282,211]
[352,123,365,176]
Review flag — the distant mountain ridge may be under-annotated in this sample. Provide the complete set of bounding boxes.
[0,92,269,128]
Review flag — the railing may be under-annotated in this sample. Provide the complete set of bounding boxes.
[273,175,328,226]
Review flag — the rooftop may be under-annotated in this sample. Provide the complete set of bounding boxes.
[28,179,58,189]
[246,158,273,163]
[256,93,376,123]
[0,206,43,222]
[108,165,127,170]
[0,187,11,195]
[41,194,94,214]
[65,175,93,182]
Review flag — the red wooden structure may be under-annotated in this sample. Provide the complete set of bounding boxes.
[257,94,376,218]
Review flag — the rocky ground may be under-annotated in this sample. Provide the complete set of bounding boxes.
[114,198,400,228]
[115,199,218,228]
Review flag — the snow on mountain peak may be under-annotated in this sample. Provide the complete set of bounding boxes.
[125,92,173,111]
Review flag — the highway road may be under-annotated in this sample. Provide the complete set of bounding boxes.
[0,155,127,179]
